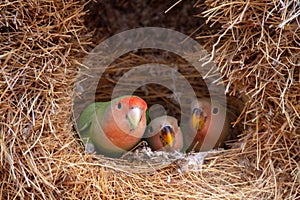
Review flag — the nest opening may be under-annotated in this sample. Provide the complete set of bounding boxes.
[75,48,245,161]
[71,0,248,165]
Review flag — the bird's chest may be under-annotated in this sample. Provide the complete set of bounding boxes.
[98,113,143,150]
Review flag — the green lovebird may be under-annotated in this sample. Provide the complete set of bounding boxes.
[144,116,183,152]
[78,96,148,157]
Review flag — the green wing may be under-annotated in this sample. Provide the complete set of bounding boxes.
[77,102,108,135]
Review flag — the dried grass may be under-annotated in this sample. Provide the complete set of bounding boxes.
[196,0,300,198]
[0,0,299,199]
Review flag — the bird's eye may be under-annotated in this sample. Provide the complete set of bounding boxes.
[117,102,122,110]
[212,107,219,114]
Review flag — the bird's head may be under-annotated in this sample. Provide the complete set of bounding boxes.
[191,99,221,131]
[159,125,175,147]
[114,96,147,131]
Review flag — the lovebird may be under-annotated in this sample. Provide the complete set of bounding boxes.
[78,95,148,157]
[145,116,183,152]
[184,98,230,152]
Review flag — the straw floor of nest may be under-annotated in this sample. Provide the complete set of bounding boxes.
[0,0,299,199]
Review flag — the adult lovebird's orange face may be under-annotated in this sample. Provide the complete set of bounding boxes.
[112,96,147,131]
[101,96,148,151]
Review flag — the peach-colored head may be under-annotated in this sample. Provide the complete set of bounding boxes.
[186,98,229,152]
[146,116,183,152]
[101,96,148,150]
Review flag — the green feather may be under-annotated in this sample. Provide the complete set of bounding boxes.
[146,109,151,125]
[77,102,108,136]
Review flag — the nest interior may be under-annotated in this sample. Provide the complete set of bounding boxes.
[0,0,299,199]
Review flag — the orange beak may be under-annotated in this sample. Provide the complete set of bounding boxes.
[192,108,206,131]
[160,126,175,147]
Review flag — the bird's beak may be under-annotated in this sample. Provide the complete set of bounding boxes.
[192,108,206,131]
[127,107,142,130]
[160,126,175,147]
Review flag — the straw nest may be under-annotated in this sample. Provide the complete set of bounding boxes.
[1,0,299,199]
